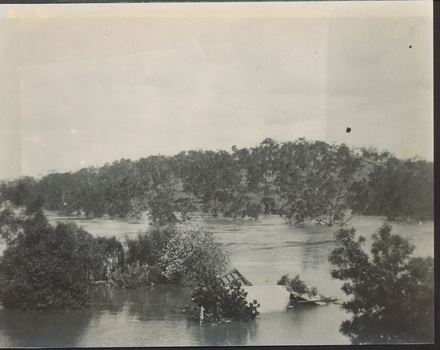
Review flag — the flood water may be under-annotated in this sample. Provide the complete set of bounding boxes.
[0,213,433,347]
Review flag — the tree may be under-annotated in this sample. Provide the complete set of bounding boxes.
[277,140,361,226]
[93,236,125,281]
[0,176,37,207]
[0,210,98,310]
[329,224,434,344]
[0,202,24,245]
[147,185,195,226]
[350,158,433,222]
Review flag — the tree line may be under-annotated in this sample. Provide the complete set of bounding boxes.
[0,138,433,226]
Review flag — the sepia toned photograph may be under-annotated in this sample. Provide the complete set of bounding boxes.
[0,1,434,347]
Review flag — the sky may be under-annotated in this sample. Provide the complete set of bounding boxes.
[0,1,433,180]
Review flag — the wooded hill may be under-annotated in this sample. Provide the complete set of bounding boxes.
[0,138,433,226]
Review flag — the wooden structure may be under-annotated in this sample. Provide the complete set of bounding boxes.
[288,291,339,307]
[218,268,253,286]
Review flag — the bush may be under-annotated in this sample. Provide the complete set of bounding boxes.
[185,280,259,324]
[158,226,229,286]
[109,263,167,288]
[277,274,317,297]
[109,264,151,289]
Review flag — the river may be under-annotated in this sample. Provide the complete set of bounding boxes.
[0,213,433,347]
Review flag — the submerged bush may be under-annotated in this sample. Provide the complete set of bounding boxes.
[109,263,166,289]
[159,226,229,286]
[185,280,259,324]
[277,274,317,297]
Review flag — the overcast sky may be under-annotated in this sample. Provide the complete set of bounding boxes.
[0,2,433,179]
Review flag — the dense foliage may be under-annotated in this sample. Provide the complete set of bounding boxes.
[0,202,24,244]
[158,226,230,286]
[350,157,433,221]
[329,224,434,344]
[0,210,96,310]
[0,139,432,227]
[185,280,259,324]
[125,227,175,267]
[109,264,165,289]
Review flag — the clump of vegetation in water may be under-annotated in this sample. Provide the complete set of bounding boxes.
[0,198,231,310]
[158,226,230,287]
[329,224,434,344]
[277,274,317,297]
[185,279,259,324]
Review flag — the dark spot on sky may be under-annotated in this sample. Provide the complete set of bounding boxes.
[346,127,351,133]
[409,45,412,48]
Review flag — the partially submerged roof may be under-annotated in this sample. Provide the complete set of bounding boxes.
[219,269,290,313]
[218,268,253,286]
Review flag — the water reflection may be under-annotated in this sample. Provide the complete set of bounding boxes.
[88,284,190,321]
[0,307,93,347]
[188,319,258,346]
[88,284,125,314]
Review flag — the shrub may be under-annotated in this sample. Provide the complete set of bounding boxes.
[277,274,317,297]
[109,263,167,289]
[158,226,229,286]
[109,263,152,289]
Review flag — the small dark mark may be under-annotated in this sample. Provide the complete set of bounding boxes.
[346,127,351,133]
[409,45,412,48]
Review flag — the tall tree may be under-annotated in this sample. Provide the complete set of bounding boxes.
[329,224,434,344]
[0,210,98,310]
[277,140,361,226]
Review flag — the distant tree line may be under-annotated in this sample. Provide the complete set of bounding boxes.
[0,138,433,226]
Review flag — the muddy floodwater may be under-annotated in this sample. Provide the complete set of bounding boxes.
[0,214,433,347]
